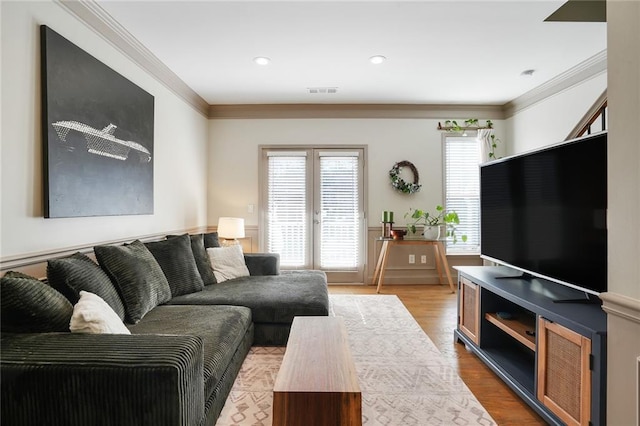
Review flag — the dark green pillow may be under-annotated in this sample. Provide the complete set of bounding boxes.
[145,234,205,296]
[47,252,126,320]
[203,232,220,249]
[1,271,73,333]
[167,233,216,286]
[94,240,171,324]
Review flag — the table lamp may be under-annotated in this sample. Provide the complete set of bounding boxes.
[217,217,245,246]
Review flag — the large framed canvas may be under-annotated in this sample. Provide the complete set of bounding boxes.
[41,25,154,218]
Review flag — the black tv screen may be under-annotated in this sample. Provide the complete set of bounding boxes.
[480,132,607,295]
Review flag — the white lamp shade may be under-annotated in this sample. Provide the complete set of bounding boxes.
[217,217,245,239]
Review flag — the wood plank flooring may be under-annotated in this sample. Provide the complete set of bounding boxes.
[328,284,546,426]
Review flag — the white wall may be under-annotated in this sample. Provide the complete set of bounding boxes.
[0,1,209,259]
[208,117,505,230]
[506,73,607,155]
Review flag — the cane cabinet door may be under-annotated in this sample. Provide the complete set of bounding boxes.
[458,277,480,344]
[537,317,592,426]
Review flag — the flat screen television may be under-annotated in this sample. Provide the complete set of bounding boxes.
[480,131,607,297]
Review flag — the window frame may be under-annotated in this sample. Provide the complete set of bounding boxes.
[442,133,482,255]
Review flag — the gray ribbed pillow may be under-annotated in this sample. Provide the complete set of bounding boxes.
[94,240,171,324]
[203,232,220,248]
[1,271,73,332]
[145,234,205,296]
[47,252,126,320]
[167,233,216,286]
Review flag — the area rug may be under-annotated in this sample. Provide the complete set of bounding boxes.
[216,295,496,425]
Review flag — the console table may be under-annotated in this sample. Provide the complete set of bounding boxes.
[372,238,455,293]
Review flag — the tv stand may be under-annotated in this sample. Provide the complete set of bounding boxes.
[455,266,606,426]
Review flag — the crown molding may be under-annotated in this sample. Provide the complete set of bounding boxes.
[208,103,506,120]
[56,1,605,122]
[56,0,209,117]
[503,50,607,118]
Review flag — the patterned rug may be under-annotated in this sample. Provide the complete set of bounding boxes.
[216,295,496,425]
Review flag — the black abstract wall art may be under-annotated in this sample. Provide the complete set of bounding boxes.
[41,25,154,218]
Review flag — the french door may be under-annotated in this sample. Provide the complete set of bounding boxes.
[260,147,366,283]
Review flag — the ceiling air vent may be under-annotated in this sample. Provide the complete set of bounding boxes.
[308,87,338,94]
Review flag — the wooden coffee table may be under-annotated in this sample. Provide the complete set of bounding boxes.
[272,316,362,426]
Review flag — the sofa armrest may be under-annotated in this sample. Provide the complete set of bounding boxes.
[1,332,204,426]
[244,253,280,276]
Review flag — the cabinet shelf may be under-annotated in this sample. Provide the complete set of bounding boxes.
[483,346,535,394]
[485,312,536,351]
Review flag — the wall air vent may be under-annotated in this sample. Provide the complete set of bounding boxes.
[307,87,338,94]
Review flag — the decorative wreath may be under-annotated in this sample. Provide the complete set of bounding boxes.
[389,161,421,194]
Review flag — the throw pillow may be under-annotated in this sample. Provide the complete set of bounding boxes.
[203,232,220,248]
[206,245,250,283]
[47,252,126,320]
[1,271,73,333]
[70,291,131,334]
[94,240,171,324]
[167,233,216,286]
[145,234,205,296]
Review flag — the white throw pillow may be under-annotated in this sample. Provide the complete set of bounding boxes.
[70,291,131,334]
[206,245,250,283]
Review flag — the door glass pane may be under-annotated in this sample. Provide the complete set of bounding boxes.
[267,154,307,267]
[319,154,359,269]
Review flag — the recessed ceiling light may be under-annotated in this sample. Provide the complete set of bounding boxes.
[253,57,271,66]
[369,55,386,65]
[520,69,535,78]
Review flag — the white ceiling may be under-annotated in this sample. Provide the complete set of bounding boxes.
[96,0,607,106]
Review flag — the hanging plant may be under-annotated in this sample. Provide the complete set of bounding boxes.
[437,118,493,132]
[489,134,501,159]
[438,118,502,160]
[389,161,421,194]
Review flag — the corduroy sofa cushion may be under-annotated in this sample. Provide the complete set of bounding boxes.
[168,270,329,324]
[1,332,205,426]
[94,240,171,324]
[167,233,216,286]
[145,234,204,297]
[203,232,220,249]
[47,252,126,320]
[128,304,253,402]
[1,271,73,333]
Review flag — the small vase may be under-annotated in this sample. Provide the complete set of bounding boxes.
[423,225,441,240]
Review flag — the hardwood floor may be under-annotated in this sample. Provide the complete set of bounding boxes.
[328,284,547,426]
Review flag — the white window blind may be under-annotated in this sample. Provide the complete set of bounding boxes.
[319,154,359,269]
[267,153,307,267]
[444,137,481,253]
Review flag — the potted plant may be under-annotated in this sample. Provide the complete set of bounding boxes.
[404,205,467,243]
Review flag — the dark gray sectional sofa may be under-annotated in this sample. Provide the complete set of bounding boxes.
[0,233,329,426]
